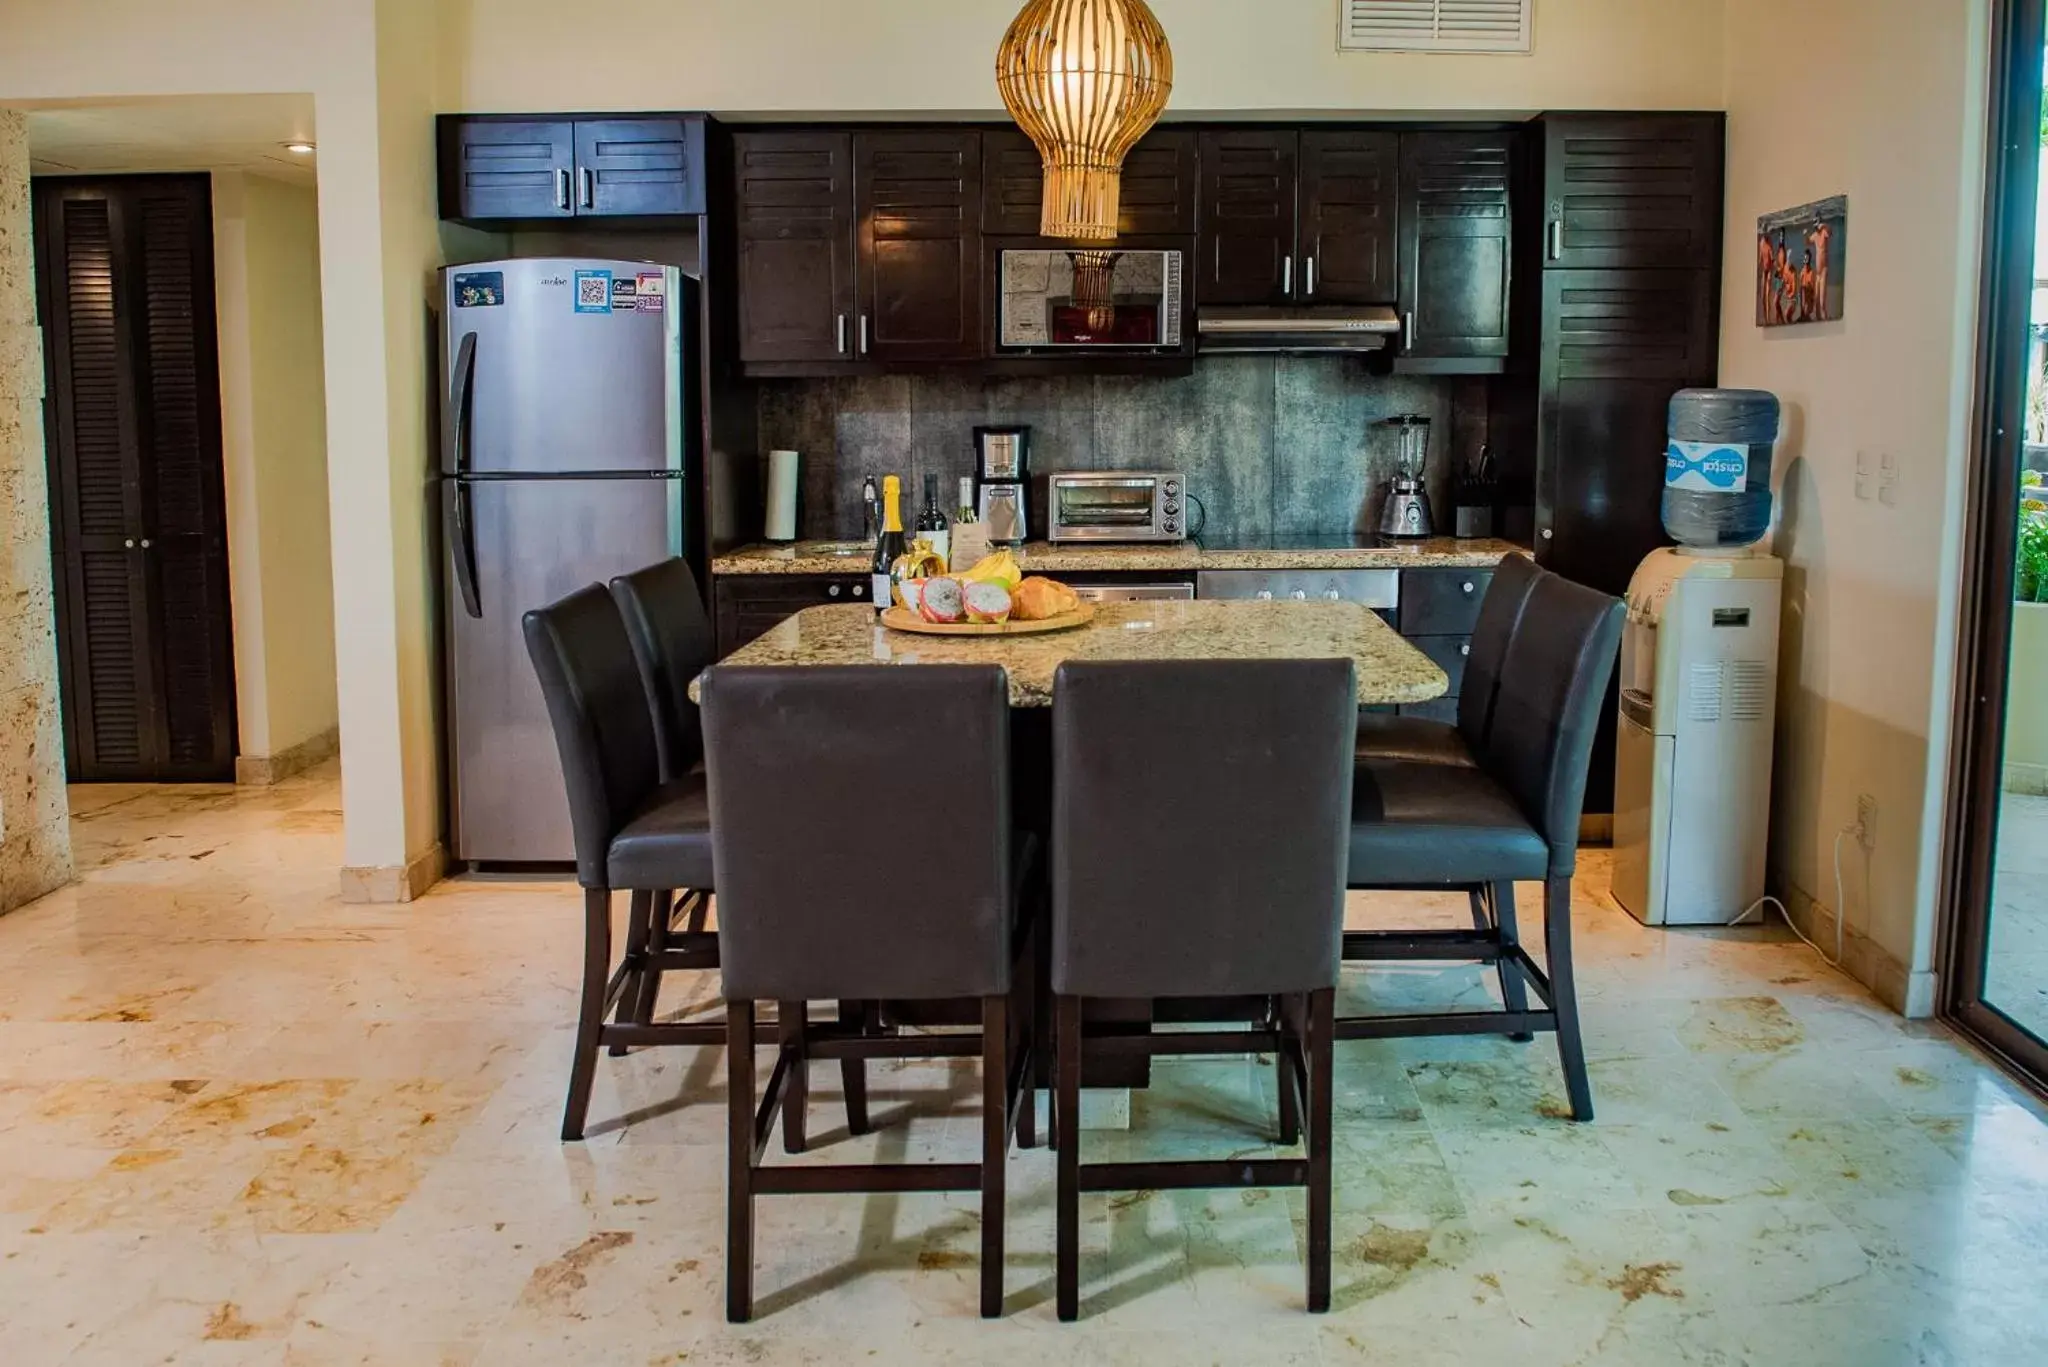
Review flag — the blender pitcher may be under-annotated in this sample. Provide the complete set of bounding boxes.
[1378,415,1436,539]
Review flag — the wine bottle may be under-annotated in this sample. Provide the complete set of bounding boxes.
[861,474,881,544]
[956,476,978,523]
[871,475,905,613]
[948,476,990,573]
[915,473,951,564]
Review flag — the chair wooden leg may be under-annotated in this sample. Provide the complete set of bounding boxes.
[1491,882,1535,1042]
[1056,994,1082,1323]
[779,999,809,1154]
[1544,876,1594,1121]
[1016,926,1038,1150]
[608,889,655,1056]
[980,993,1009,1319]
[562,888,612,1142]
[1306,987,1334,1314]
[839,1001,871,1137]
[726,999,756,1323]
[1275,994,1301,1146]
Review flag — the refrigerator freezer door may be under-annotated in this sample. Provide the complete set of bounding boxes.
[443,258,684,476]
[446,475,684,864]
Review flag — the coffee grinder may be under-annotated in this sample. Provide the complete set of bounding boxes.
[1378,414,1436,539]
[974,425,1031,545]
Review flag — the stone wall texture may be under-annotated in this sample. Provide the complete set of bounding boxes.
[0,111,75,912]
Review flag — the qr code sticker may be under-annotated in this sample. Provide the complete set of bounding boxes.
[574,271,612,313]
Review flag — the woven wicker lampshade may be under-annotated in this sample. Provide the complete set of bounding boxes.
[996,0,1174,242]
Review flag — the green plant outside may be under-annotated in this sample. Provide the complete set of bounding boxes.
[2022,471,2048,602]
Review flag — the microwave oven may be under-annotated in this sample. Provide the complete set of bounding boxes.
[1046,471,1188,543]
[998,249,1183,351]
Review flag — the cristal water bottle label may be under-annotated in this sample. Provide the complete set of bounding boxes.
[1666,440,1750,493]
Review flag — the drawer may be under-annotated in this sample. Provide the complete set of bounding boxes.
[1407,633,1472,695]
[1399,568,1493,635]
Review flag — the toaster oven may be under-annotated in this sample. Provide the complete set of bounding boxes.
[1045,471,1188,543]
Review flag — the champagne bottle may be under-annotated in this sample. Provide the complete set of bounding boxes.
[956,476,978,523]
[915,473,951,564]
[871,475,905,613]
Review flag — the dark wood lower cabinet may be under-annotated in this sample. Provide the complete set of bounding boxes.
[714,575,875,657]
[34,175,237,782]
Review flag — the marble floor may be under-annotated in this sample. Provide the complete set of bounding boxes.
[1986,794,2048,1042]
[1,764,2046,1365]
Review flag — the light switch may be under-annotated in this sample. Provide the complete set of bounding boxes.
[1854,449,1873,501]
[1879,452,1900,507]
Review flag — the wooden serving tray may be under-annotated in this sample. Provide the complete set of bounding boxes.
[879,604,1097,637]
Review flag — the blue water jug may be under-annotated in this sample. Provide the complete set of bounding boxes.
[1664,389,1780,549]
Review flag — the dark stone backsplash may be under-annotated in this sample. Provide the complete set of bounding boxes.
[754,359,1491,542]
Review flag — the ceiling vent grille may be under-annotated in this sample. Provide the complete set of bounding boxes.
[1340,0,1533,53]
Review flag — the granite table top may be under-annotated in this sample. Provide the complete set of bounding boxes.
[711,537,1527,577]
[687,600,1450,708]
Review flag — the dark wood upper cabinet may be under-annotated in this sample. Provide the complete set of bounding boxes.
[1197,129,1299,304]
[573,118,707,217]
[983,128,1198,237]
[1540,114,1724,271]
[734,131,857,365]
[438,115,706,223]
[1398,130,1513,361]
[1299,131,1398,304]
[854,131,983,363]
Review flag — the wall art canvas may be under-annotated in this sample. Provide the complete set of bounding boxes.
[1757,195,1846,327]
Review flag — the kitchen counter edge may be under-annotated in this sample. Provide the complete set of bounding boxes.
[712,538,1530,577]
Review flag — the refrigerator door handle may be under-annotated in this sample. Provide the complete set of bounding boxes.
[445,332,478,476]
[449,478,483,619]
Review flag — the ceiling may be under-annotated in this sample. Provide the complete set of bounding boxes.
[24,93,318,185]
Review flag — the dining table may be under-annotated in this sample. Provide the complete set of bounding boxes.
[687,598,1450,706]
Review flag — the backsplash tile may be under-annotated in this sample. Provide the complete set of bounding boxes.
[754,360,1489,541]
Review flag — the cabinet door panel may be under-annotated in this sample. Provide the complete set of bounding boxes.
[983,128,1195,237]
[1197,130,1298,304]
[1399,131,1512,359]
[441,119,575,221]
[856,132,983,362]
[575,118,706,216]
[1300,131,1397,304]
[734,132,857,365]
[1543,115,1724,270]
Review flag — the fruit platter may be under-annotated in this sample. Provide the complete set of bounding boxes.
[881,548,1096,637]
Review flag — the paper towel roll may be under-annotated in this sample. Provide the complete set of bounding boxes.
[764,449,799,542]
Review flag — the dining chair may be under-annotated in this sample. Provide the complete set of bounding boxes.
[1049,658,1355,1320]
[1341,569,1625,1121]
[701,664,1038,1322]
[523,583,726,1141]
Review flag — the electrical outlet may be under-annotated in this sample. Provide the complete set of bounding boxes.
[1856,794,1878,850]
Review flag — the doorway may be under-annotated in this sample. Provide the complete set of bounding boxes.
[33,173,238,782]
[1945,0,2048,1089]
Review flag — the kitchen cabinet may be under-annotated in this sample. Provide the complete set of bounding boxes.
[732,129,981,371]
[1397,131,1513,365]
[1196,129,1397,306]
[713,574,874,657]
[1397,567,1487,725]
[734,131,858,366]
[1539,114,1724,271]
[437,115,706,223]
[983,128,1198,237]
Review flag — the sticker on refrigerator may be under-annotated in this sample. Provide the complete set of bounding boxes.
[634,271,666,313]
[573,270,612,313]
[452,271,504,308]
[610,275,639,312]
[1665,440,1751,493]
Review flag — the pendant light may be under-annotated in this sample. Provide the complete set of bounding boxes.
[996,0,1174,242]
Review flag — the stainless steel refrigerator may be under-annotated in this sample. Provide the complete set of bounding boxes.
[440,257,696,866]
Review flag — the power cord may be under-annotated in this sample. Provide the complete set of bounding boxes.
[1724,824,1858,968]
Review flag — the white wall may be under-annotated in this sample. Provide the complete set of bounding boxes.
[443,0,1727,115]
[213,171,339,767]
[1718,0,1991,1013]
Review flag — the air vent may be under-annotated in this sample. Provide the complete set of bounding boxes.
[1728,661,1772,722]
[1340,0,1533,53]
[1687,662,1724,724]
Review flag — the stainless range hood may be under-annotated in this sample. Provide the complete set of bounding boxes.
[1196,305,1403,355]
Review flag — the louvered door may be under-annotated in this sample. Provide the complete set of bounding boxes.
[1541,115,1725,271]
[854,132,983,363]
[35,175,236,781]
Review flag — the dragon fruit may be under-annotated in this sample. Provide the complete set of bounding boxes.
[917,576,966,623]
[960,579,1013,624]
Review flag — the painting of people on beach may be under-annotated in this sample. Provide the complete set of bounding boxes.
[1757,196,1846,327]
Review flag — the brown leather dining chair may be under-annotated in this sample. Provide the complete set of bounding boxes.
[1341,569,1625,1121]
[1049,658,1356,1320]
[700,664,1038,1323]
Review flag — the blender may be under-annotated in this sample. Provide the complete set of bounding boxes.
[1378,414,1436,539]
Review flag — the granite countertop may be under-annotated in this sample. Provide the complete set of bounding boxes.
[711,537,1527,577]
[688,600,1449,708]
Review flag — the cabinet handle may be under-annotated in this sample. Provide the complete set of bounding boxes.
[859,314,871,355]
[1404,311,1415,352]
[1281,255,1293,296]
[852,582,866,597]
[836,314,848,355]
[1547,220,1563,261]
[579,166,594,208]
[140,539,151,549]
[1305,256,1316,297]
[1541,528,1554,541]
[124,538,136,549]
[554,167,570,210]
[828,585,842,598]
[1462,580,1475,595]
